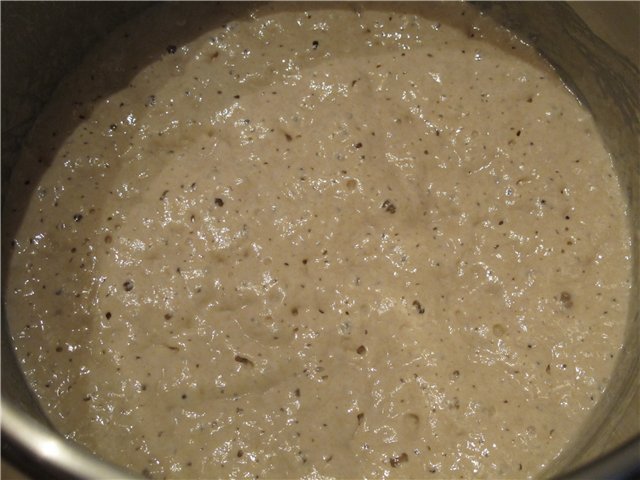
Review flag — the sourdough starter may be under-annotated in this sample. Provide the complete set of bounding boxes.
[3,3,632,479]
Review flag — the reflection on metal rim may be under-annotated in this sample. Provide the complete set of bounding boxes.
[558,435,640,480]
[2,400,138,479]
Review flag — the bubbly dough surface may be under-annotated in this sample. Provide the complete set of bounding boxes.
[4,3,632,479]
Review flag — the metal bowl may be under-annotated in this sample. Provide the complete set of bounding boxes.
[2,3,638,479]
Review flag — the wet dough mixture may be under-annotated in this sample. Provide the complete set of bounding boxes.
[4,3,632,479]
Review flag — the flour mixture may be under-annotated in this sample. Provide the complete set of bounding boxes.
[3,3,632,479]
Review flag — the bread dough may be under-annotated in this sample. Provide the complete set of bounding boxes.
[3,3,632,479]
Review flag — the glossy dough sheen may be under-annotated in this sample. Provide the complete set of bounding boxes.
[4,3,632,479]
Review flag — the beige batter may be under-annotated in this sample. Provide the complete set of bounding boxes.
[3,3,632,479]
